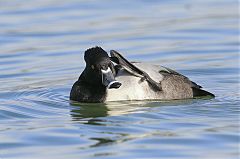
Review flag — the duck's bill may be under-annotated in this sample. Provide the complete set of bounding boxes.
[101,67,121,89]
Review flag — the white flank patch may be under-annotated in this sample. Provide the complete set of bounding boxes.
[106,63,164,101]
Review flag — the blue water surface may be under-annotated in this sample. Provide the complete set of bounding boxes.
[0,0,239,159]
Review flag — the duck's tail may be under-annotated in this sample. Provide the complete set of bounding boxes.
[192,87,215,98]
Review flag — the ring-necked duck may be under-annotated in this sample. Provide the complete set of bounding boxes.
[70,46,214,103]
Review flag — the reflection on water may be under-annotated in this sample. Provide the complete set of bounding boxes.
[0,0,239,159]
[70,99,201,120]
[71,103,109,119]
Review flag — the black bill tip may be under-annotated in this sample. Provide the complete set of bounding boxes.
[108,81,121,89]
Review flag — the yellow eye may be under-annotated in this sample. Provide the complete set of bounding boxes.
[91,65,95,70]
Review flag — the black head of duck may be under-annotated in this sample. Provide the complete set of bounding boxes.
[70,47,121,103]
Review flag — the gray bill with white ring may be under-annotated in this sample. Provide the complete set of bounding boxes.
[101,67,121,89]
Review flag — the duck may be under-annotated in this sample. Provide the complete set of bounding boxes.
[70,46,214,103]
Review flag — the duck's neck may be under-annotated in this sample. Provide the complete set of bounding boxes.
[79,73,107,103]
[90,85,107,103]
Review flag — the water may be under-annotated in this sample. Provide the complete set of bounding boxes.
[0,0,239,158]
